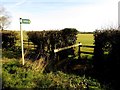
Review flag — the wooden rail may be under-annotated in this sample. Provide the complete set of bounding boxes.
[54,43,82,53]
[82,45,95,48]
[80,51,94,54]
[22,40,95,60]
[53,42,95,59]
[23,40,94,56]
[81,45,95,55]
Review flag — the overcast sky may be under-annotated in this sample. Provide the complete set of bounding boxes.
[0,0,119,31]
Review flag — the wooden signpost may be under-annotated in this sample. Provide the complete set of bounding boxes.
[20,18,31,65]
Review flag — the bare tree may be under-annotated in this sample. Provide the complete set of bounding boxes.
[0,6,11,30]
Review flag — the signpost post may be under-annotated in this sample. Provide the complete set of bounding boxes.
[20,18,31,65]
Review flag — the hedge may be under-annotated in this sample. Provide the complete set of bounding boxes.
[93,29,120,90]
[2,31,18,50]
[27,28,78,60]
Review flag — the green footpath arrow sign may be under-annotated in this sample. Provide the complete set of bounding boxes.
[22,19,31,24]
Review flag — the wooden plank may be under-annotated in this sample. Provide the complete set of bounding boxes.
[23,40,28,42]
[23,44,37,46]
[54,43,82,53]
[23,42,34,44]
[82,45,95,48]
[80,51,94,54]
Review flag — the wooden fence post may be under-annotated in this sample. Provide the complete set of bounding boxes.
[54,44,57,61]
[78,42,81,60]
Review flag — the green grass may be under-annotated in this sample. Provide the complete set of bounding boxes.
[75,34,94,57]
[76,34,94,45]
[2,58,103,89]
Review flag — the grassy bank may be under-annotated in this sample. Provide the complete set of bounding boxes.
[2,58,103,89]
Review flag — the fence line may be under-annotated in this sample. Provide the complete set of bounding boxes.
[80,51,94,55]
[53,42,95,59]
[23,40,95,55]
[82,45,95,48]
[81,45,95,55]
[23,40,95,60]
[54,43,82,53]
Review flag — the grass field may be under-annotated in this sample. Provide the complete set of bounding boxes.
[75,34,94,57]
[76,34,94,45]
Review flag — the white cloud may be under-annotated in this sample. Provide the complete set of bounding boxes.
[14,0,27,6]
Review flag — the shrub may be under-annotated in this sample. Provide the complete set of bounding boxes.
[27,28,78,50]
[94,29,120,65]
[2,30,18,50]
[93,29,120,90]
[27,28,78,71]
[2,58,41,88]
